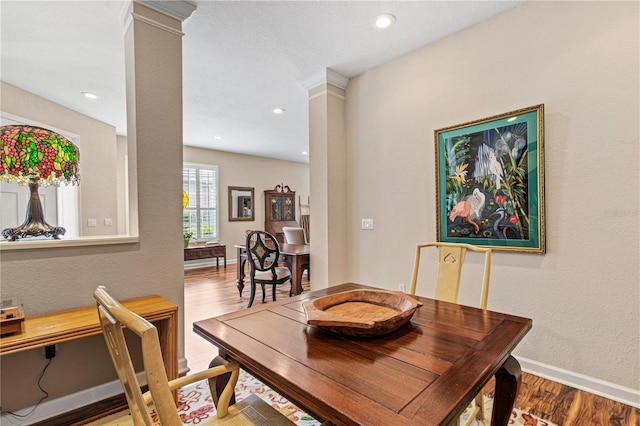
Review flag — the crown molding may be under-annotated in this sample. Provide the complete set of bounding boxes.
[301,68,350,91]
[121,1,196,34]
[137,0,197,22]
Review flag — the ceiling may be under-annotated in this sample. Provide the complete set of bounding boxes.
[1,1,523,163]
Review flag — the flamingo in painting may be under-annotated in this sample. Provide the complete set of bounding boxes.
[450,188,486,234]
[449,200,479,233]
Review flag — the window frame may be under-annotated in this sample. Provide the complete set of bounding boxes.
[183,163,219,242]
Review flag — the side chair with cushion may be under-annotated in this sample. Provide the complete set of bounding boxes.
[94,286,295,426]
[409,242,492,426]
[245,231,292,308]
[282,226,310,279]
[281,226,306,245]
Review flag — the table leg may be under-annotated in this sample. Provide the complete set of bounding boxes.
[208,355,236,407]
[283,255,303,296]
[236,247,246,297]
[491,355,521,426]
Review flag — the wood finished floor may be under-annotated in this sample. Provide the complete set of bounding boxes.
[184,266,639,426]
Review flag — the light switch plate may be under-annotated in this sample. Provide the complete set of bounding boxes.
[88,218,97,227]
[361,218,374,230]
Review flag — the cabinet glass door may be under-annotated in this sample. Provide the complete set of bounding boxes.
[271,196,282,220]
[283,195,294,220]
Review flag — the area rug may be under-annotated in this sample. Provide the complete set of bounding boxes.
[90,369,557,425]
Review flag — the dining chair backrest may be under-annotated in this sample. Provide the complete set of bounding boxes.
[245,231,292,308]
[282,227,306,245]
[409,242,492,309]
[246,231,281,272]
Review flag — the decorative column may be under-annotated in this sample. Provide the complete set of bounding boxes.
[123,0,196,372]
[302,69,349,289]
[124,1,195,238]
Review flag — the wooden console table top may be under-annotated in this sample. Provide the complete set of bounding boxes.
[0,295,178,380]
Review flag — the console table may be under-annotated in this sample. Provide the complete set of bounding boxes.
[184,244,226,268]
[0,295,178,382]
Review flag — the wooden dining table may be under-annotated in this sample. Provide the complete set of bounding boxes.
[235,243,310,297]
[193,283,532,426]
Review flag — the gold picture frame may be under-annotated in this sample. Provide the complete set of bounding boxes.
[435,104,545,253]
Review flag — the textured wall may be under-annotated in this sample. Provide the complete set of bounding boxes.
[0,4,186,413]
[344,1,639,390]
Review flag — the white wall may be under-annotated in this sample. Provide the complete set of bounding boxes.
[184,146,310,262]
[344,1,639,392]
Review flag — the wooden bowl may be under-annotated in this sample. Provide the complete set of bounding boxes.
[302,289,422,337]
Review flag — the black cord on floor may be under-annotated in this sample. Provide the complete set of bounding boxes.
[0,357,52,419]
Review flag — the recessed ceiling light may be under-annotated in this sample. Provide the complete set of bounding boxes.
[273,108,285,114]
[374,14,396,29]
[302,151,308,156]
[214,135,222,140]
[82,92,98,99]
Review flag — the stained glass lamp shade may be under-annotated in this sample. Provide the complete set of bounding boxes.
[1,125,80,241]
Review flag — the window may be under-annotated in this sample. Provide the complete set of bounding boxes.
[183,164,218,241]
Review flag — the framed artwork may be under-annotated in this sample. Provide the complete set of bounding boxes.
[228,186,255,222]
[435,104,545,253]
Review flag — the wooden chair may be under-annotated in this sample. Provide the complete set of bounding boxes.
[409,242,492,426]
[94,286,294,425]
[245,231,292,308]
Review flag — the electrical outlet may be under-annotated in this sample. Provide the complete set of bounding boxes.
[361,218,374,230]
[45,344,56,359]
[398,284,406,293]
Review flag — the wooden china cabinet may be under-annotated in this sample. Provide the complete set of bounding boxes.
[264,185,298,243]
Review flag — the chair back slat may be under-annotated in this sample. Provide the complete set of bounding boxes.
[434,245,467,304]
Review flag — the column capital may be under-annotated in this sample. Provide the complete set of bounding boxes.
[301,68,350,91]
[121,1,196,32]
[137,0,197,21]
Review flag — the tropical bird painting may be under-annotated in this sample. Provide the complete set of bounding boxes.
[443,122,530,240]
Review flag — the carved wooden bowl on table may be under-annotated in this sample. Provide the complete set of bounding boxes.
[302,289,422,337]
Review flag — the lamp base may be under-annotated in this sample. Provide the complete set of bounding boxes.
[2,181,66,241]
[2,224,66,241]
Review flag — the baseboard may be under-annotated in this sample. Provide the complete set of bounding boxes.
[517,356,640,408]
[184,258,237,270]
[0,357,190,425]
